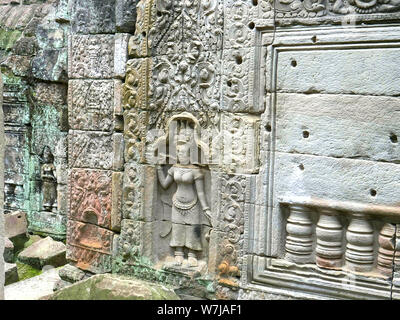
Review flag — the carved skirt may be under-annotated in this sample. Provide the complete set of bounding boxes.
[170,202,202,251]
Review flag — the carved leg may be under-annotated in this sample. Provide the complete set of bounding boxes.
[174,247,184,266]
[188,251,198,267]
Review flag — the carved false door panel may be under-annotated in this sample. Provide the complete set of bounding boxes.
[248,25,400,299]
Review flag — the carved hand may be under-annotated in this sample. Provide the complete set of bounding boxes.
[204,209,214,227]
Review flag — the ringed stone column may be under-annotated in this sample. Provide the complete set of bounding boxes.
[316,208,343,269]
[377,223,396,276]
[285,205,314,264]
[345,213,374,272]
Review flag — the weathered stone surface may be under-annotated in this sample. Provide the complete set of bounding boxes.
[34,82,67,106]
[18,236,67,269]
[69,169,112,228]
[5,263,19,286]
[48,274,180,300]
[68,80,115,132]
[275,93,400,162]
[0,69,4,299]
[58,264,85,283]
[5,267,61,300]
[68,35,115,79]
[53,279,71,292]
[71,0,116,34]
[4,237,14,263]
[4,211,28,244]
[111,172,123,232]
[66,244,112,274]
[32,48,68,82]
[67,221,113,255]
[114,33,130,79]
[27,211,67,240]
[68,131,115,170]
[276,47,400,96]
[116,0,137,33]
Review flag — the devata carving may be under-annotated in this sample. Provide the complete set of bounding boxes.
[155,113,211,268]
[41,146,57,212]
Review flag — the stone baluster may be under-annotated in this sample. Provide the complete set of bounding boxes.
[285,205,313,264]
[345,214,374,272]
[377,223,396,276]
[316,208,343,269]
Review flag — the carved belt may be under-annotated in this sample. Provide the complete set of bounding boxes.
[173,194,198,211]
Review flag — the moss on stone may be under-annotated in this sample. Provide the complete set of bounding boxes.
[49,274,181,300]
[16,261,42,281]
[0,29,22,51]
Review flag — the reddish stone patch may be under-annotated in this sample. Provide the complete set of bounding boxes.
[67,220,113,255]
[66,244,112,274]
[69,169,112,228]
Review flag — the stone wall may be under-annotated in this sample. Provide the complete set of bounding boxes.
[1,69,5,300]
[65,0,130,274]
[114,0,400,300]
[1,0,69,240]
[2,0,400,300]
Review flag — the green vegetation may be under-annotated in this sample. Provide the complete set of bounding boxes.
[16,261,42,281]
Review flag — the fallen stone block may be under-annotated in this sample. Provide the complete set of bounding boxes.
[53,279,72,292]
[5,263,19,286]
[48,274,181,300]
[58,264,85,283]
[4,237,14,263]
[5,211,28,249]
[4,268,61,300]
[18,236,67,269]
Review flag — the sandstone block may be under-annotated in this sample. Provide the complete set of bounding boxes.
[48,274,180,300]
[69,169,112,229]
[116,0,137,33]
[18,236,67,269]
[68,131,115,170]
[5,211,28,247]
[4,237,14,263]
[71,0,116,34]
[58,264,85,283]
[5,263,19,286]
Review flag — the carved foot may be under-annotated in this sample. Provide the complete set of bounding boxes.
[174,250,184,266]
[188,253,198,267]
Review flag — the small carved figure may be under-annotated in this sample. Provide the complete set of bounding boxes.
[157,118,211,268]
[41,146,57,212]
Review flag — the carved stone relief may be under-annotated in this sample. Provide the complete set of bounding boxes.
[69,131,118,170]
[69,35,115,79]
[68,80,116,132]
[41,146,58,212]
[69,169,112,229]
[153,113,212,271]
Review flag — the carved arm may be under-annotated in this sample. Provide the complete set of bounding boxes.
[157,166,174,189]
[195,178,212,221]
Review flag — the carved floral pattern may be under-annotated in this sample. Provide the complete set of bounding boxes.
[69,169,112,228]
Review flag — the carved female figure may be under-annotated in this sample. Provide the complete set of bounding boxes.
[41,146,57,212]
[157,117,211,268]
